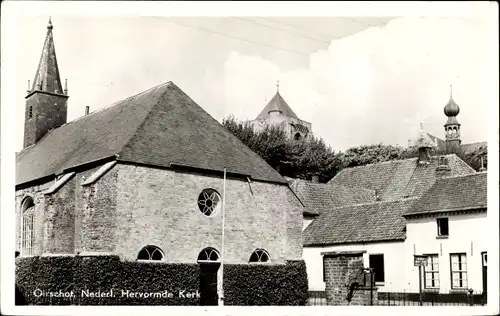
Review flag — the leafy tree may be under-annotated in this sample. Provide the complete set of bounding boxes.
[222,115,342,182]
[222,115,487,182]
[338,144,407,168]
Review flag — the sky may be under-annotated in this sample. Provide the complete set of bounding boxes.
[8,3,498,152]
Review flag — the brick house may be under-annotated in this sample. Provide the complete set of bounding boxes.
[15,19,304,267]
[295,132,478,292]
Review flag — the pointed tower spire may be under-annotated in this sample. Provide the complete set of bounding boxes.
[30,17,63,95]
[23,18,68,148]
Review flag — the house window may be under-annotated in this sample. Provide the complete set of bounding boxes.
[369,254,385,283]
[249,249,270,263]
[424,254,440,289]
[197,189,222,217]
[28,106,33,119]
[450,253,468,289]
[437,218,449,236]
[197,247,220,263]
[21,198,35,256]
[137,245,164,261]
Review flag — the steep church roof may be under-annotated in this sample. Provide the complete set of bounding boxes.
[255,91,298,120]
[16,82,286,186]
[29,17,65,95]
[327,155,475,201]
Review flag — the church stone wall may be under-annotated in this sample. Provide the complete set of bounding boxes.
[16,182,51,255]
[114,163,303,263]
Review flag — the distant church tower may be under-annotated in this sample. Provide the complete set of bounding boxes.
[24,17,68,148]
[443,85,461,151]
[248,81,312,141]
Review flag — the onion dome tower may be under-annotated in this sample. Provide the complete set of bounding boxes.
[444,85,461,151]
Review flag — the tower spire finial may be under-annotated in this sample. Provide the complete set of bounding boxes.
[48,17,53,30]
[450,84,453,98]
[276,80,279,92]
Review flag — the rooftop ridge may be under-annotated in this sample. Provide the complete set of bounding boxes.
[441,171,485,180]
[326,196,420,211]
[61,81,173,126]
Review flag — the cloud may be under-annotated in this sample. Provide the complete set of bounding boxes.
[220,17,493,151]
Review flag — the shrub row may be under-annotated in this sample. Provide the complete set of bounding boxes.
[15,256,308,306]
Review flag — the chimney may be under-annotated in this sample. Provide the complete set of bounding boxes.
[418,146,431,164]
[85,106,90,115]
[479,156,486,172]
[436,156,452,177]
[311,175,319,183]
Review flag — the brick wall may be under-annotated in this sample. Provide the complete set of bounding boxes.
[323,251,378,306]
[115,163,303,263]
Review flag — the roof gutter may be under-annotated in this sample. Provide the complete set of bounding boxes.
[404,205,487,218]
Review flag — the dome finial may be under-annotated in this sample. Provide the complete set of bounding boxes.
[47,17,53,30]
[450,84,453,98]
[276,80,279,93]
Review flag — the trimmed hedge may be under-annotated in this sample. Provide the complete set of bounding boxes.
[224,260,308,305]
[16,256,200,305]
[15,256,308,306]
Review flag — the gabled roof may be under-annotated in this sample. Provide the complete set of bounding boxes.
[16,82,286,186]
[255,91,298,120]
[303,198,419,246]
[461,141,487,153]
[289,179,375,215]
[328,155,475,201]
[405,172,487,216]
[426,133,447,150]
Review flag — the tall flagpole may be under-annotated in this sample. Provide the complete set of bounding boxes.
[219,167,226,306]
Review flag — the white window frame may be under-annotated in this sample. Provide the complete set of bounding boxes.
[424,254,440,289]
[450,253,468,289]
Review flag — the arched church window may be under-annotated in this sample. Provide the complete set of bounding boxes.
[137,245,165,261]
[28,106,33,119]
[249,249,270,263]
[197,247,220,262]
[21,197,35,256]
[197,189,222,217]
[294,133,301,140]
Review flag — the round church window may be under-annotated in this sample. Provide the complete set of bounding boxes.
[197,189,222,217]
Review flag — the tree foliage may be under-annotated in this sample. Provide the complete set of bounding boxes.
[222,115,487,182]
[222,115,342,182]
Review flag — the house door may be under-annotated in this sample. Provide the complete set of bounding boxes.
[481,252,487,295]
[199,262,220,306]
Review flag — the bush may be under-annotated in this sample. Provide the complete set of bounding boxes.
[16,256,200,306]
[223,260,308,306]
[15,256,308,306]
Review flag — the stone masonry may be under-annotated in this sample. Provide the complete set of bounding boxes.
[16,162,303,263]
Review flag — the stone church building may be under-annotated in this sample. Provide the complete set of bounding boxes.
[15,19,304,266]
[247,83,312,141]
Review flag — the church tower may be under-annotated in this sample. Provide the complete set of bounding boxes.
[444,85,461,151]
[249,81,312,141]
[24,18,68,148]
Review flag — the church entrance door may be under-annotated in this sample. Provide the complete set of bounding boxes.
[197,247,221,306]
